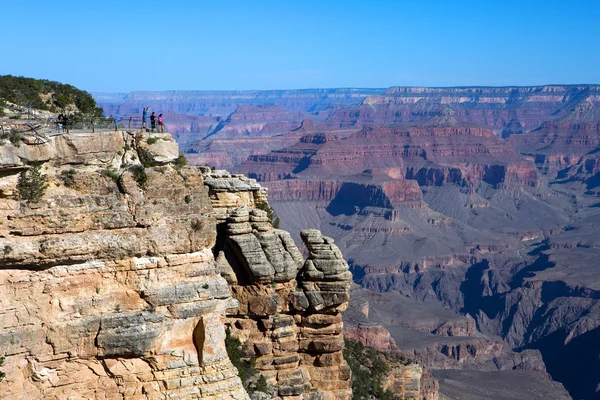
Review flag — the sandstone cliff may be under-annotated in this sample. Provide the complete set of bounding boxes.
[0,130,357,399]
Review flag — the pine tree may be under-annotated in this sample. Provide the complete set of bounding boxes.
[17,163,48,203]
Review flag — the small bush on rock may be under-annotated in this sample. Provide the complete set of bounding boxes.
[130,165,147,189]
[0,355,5,382]
[59,169,77,188]
[256,200,280,229]
[343,338,398,400]
[225,328,257,387]
[138,147,153,168]
[101,167,120,183]
[17,163,48,203]
[9,129,21,147]
[255,374,268,393]
[173,154,187,169]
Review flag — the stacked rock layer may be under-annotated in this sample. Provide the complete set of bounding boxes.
[204,171,353,400]
[0,130,355,400]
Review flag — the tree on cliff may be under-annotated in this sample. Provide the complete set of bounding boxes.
[344,338,397,400]
[0,75,103,116]
[17,163,48,203]
[256,200,280,229]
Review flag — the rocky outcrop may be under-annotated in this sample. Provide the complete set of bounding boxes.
[0,130,247,399]
[201,172,354,399]
[0,130,358,400]
[344,323,399,352]
[383,363,436,400]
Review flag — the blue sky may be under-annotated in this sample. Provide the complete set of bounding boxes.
[2,0,599,92]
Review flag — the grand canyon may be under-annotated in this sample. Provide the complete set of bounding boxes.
[93,85,600,399]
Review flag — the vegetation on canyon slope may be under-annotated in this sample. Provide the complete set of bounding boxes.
[0,75,102,116]
[225,328,268,394]
[343,338,397,400]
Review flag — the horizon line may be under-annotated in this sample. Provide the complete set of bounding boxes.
[91,83,600,95]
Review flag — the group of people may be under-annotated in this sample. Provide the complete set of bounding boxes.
[142,106,165,132]
[55,113,72,133]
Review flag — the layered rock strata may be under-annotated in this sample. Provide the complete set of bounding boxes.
[0,130,249,399]
[200,187,354,399]
[0,132,359,399]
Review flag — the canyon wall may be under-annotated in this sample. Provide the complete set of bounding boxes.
[0,130,365,399]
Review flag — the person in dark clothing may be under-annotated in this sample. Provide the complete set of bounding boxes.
[150,112,156,132]
[62,114,70,133]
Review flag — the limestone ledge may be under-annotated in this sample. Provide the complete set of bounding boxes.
[0,131,356,400]
[0,131,249,399]
[0,250,247,400]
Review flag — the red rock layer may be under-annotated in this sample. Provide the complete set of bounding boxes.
[240,124,540,189]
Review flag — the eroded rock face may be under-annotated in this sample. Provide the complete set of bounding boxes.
[201,172,353,399]
[1,131,362,400]
[0,131,248,399]
[223,221,353,399]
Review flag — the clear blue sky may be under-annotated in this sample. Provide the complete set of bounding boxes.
[3,0,599,92]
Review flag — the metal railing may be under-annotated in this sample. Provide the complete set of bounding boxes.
[0,113,169,138]
[116,115,167,132]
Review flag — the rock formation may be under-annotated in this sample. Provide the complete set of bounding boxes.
[0,130,357,399]
[200,170,354,399]
[0,129,249,399]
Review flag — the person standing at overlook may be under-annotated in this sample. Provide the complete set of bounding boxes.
[142,106,150,130]
[158,113,165,132]
[150,112,156,132]
[56,113,64,133]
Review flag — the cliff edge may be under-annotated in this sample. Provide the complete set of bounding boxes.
[0,129,353,399]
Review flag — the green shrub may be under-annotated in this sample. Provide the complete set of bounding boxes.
[0,129,21,147]
[137,147,153,168]
[17,163,48,203]
[130,165,147,189]
[0,108,4,117]
[0,74,103,116]
[0,355,5,382]
[9,129,21,147]
[184,195,192,204]
[255,199,280,228]
[255,374,268,393]
[101,167,120,183]
[225,328,257,387]
[146,137,158,145]
[59,169,77,188]
[173,154,188,169]
[8,115,19,120]
[343,338,397,400]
